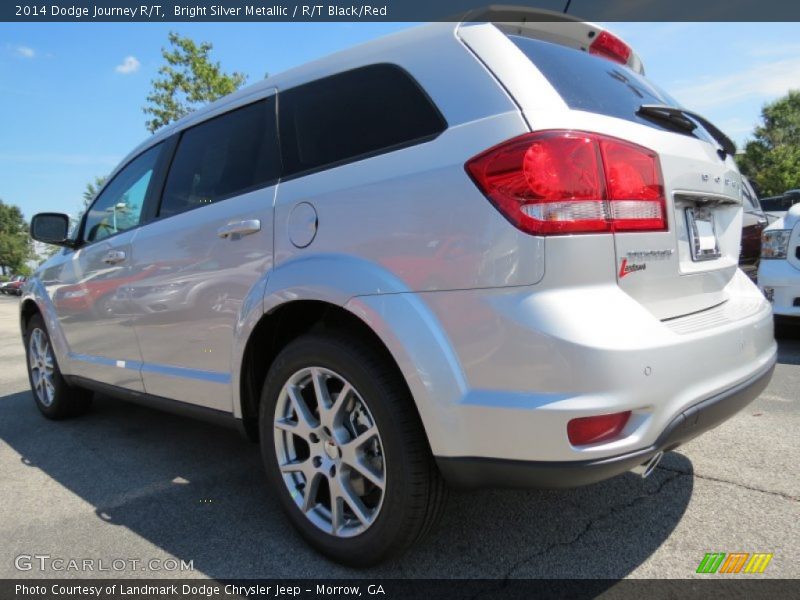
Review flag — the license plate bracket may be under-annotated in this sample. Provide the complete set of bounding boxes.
[686,207,721,261]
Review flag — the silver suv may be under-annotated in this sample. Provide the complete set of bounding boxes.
[23,17,776,566]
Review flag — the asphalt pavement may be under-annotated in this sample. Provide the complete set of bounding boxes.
[0,295,797,580]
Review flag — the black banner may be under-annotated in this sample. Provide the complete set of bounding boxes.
[5,0,800,22]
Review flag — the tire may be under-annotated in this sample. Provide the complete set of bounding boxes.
[24,313,92,419]
[774,316,800,340]
[259,331,447,566]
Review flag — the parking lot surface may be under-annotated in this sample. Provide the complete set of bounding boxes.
[0,295,797,579]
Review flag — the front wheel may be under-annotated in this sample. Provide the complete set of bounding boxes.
[259,332,446,566]
[25,314,92,419]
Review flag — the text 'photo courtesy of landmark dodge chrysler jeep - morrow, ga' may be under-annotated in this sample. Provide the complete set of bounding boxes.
[22,14,776,566]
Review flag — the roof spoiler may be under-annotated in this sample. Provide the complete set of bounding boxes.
[458,4,645,74]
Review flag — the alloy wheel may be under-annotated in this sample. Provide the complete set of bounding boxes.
[29,328,56,407]
[273,366,386,537]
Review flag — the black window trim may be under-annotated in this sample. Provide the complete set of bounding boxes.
[277,62,449,183]
[76,140,172,249]
[76,63,446,237]
[152,96,281,222]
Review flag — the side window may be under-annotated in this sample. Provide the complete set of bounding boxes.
[158,97,280,219]
[279,64,447,177]
[83,144,161,244]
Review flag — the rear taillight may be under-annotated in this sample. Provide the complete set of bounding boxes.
[465,131,666,236]
[567,411,631,446]
[588,30,632,66]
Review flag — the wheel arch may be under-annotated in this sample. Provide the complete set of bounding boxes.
[236,293,467,458]
[20,298,40,335]
[19,286,73,376]
[234,255,467,454]
[238,299,420,442]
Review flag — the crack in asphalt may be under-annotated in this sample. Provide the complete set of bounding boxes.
[466,469,684,598]
[657,465,799,502]
[468,464,796,593]
[505,470,683,579]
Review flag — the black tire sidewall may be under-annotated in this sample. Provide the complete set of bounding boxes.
[259,333,425,566]
[24,314,90,419]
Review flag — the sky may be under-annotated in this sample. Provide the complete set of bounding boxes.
[1,21,799,220]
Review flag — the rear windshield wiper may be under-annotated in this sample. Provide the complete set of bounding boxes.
[636,104,736,158]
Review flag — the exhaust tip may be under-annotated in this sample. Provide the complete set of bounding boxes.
[630,451,664,479]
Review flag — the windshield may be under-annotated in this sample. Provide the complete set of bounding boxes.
[742,179,762,212]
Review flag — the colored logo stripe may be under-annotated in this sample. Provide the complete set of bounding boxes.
[720,553,749,573]
[697,553,726,573]
[744,553,774,574]
[697,552,773,574]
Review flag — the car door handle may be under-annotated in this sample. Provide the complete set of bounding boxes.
[102,250,126,264]
[217,219,261,239]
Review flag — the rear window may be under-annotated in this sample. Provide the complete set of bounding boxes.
[279,64,447,177]
[508,35,682,130]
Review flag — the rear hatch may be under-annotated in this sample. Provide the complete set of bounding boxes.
[476,30,744,320]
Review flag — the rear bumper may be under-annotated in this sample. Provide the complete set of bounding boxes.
[437,355,776,489]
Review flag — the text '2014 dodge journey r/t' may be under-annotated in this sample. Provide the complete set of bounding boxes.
[23,16,777,566]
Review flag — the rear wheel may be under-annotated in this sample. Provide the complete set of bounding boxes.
[25,314,92,419]
[259,332,446,566]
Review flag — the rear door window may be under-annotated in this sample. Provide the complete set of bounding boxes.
[158,97,280,219]
[278,64,447,177]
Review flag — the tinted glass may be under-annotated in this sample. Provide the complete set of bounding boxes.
[279,64,446,176]
[159,98,280,218]
[759,197,784,211]
[508,35,683,130]
[84,144,160,243]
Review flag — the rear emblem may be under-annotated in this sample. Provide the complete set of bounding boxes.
[619,258,646,278]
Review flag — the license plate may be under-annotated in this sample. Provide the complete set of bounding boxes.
[686,208,721,261]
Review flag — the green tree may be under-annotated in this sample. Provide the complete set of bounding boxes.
[737,90,800,197]
[83,175,108,209]
[66,175,108,239]
[143,32,248,133]
[0,199,33,276]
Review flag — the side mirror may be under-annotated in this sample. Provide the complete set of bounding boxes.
[30,213,73,247]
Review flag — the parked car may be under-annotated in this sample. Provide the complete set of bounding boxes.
[2,276,27,296]
[760,189,800,223]
[21,15,776,566]
[758,203,800,322]
[740,177,769,280]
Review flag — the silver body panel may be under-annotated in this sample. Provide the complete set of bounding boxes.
[121,185,276,411]
[23,21,776,466]
[33,232,145,391]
